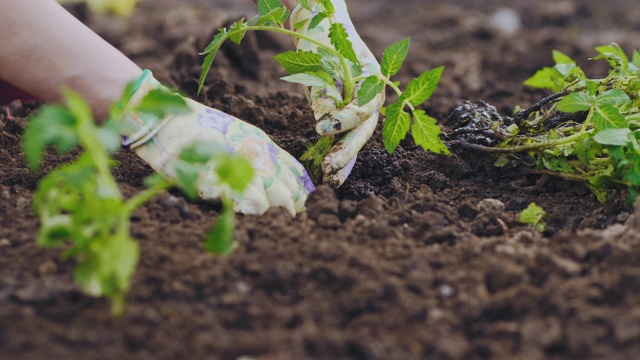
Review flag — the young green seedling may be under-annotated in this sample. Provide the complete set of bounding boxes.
[452,43,640,203]
[23,88,253,315]
[199,0,449,179]
[519,202,547,232]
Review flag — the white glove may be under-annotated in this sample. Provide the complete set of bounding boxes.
[291,0,385,187]
[116,70,315,215]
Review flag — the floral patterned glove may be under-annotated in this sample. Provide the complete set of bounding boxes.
[116,70,315,215]
[291,0,385,187]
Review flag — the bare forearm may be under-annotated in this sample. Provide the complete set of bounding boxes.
[0,0,142,120]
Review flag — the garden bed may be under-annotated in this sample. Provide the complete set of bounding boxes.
[2,0,640,359]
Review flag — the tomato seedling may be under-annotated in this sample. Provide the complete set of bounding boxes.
[23,88,253,315]
[450,44,640,203]
[199,0,449,179]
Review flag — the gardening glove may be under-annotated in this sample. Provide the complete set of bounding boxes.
[115,70,315,215]
[291,0,385,187]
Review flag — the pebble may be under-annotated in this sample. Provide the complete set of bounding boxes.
[477,198,505,213]
[490,8,521,35]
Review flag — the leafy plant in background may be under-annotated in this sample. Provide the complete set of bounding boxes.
[199,0,449,178]
[451,44,640,203]
[23,88,253,315]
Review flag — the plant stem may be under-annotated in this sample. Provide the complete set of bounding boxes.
[246,25,355,104]
[122,178,175,216]
[452,130,592,154]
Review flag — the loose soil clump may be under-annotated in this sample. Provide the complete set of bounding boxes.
[2,0,640,359]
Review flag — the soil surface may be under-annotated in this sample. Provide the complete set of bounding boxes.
[3,0,640,359]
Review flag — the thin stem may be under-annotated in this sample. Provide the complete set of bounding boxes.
[122,178,175,216]
[246,25,355,105]
[451,130,592,154]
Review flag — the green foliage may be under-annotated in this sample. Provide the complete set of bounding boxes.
[488,44,640,203]
[519,203,547,232]
[198,1,448,181]
[23,88,253,315]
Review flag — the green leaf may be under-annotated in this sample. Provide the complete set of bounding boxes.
[309,12,328,30]
[593,105,627,131]
[595,43,628,71]
[552,50,575,65]
[256,6,289,26]
[556,92,596,113]
[216,154,254,192]
[274,50,322,74]
[519,202,547,232]
[316,0,335,15]
[382,102,411,153]
[411,110,449,154]
[593,128,632,146]
[357,75,384,106]
[402,66,444,106]
[298,0,313,11]
[199,29,229,94]
[524,67,564,92]
[596,89,632,107]
[381,38,410,78]
[23,105,79,170]
[281,73,332,87]
[135,89,190,118]
[329,23,359,65]
[228,19,247,44]
[292,18,309,30]
[257,0,285,16]
[205,201,236,255]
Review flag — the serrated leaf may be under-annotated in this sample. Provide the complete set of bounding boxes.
[596,89,631,107]
[382,102,410,153]
[556,92,596,113]
[357,75,384,106]
[256,6,289,26]
[593,105,627,131]
[381,38,410,78]
[309,12,328,30]
[228,19,247,44]
[411,110,449,154]
[257,0,285,16]
[205,201,235,255]
[274,50,322,74]
[593,128,632,146]
[329,23,359,65]
[402,66,444,106]
[199,29,229,94]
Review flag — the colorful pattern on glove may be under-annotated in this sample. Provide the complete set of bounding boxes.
[114,70,314,215]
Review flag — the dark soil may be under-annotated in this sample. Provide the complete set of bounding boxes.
[3,0,640,359]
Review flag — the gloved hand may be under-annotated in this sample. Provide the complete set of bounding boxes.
[291,0,385,187]
[116,70,315,215]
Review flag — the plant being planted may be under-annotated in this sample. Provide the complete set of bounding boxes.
[447,44,640,203]
[23,88,253,315]
[199,0,449,182]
